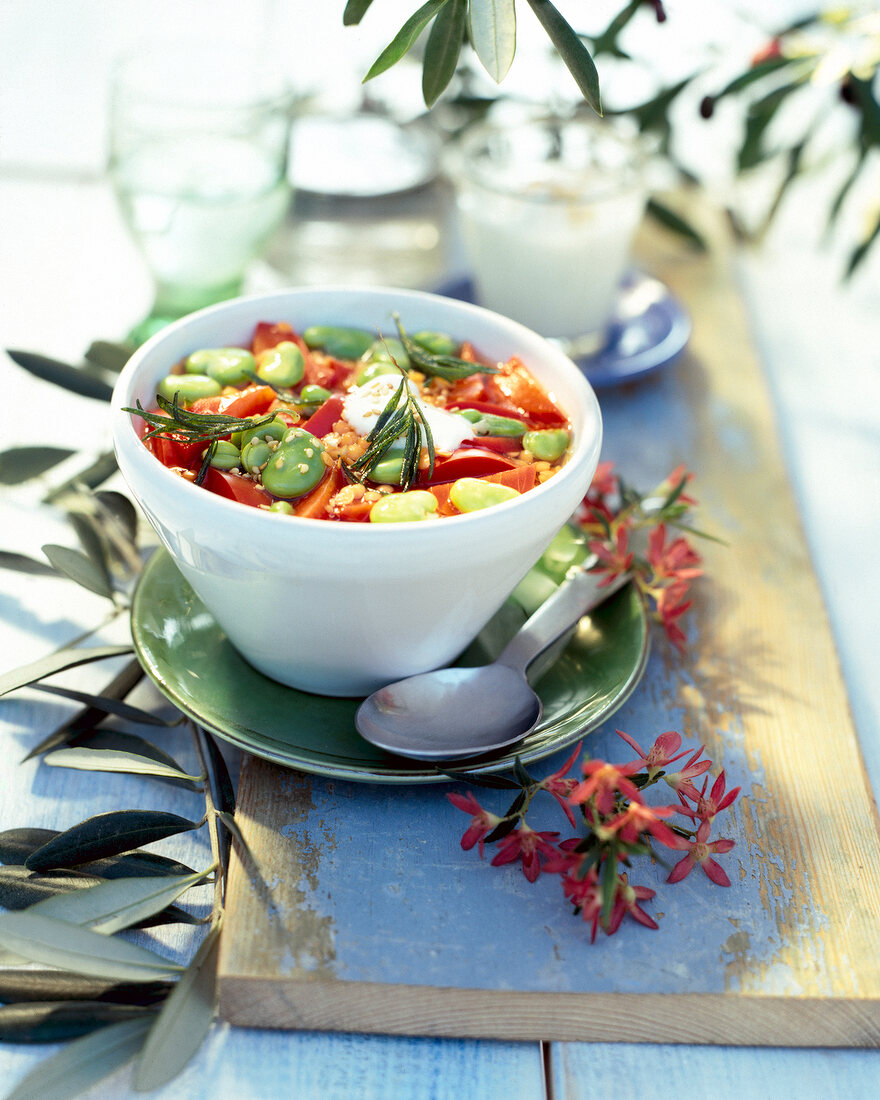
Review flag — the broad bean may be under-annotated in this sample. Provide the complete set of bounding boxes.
[186,347,255,386]
[369,491,438,523]
[449,478,520,513]
[412,330,457,356]
[261,429,326,498]
[363,337,409,370]
[522,429,570,462]
[256,341,305,388]
[157,373,221,404]
[303,325,374,360]
[208,439,241,471]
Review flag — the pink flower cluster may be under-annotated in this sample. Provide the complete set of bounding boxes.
[448,730,739,942]
[576,463,704,652]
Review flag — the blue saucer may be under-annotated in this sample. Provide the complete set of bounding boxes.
[440,271,690,388]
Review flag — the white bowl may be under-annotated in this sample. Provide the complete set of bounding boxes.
[111,287,602,696]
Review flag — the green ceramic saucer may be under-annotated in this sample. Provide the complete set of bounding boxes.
[130,549,649,784]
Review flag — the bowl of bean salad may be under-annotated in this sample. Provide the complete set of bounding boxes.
[112,286,602,696]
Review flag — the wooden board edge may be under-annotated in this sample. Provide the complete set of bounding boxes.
[218,978,880,1048]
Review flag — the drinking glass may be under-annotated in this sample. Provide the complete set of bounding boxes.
[447,111,648,358]
[109,42,293,344]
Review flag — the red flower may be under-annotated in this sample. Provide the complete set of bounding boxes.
[663,746,713,801]
[570,759,641,816]
[667,820,735,886]
[490,825,560,883]
[560,866,604,942]
[646,524,703,583]
[608,873,658,933]
[446,791,500,856]
[616,729,690,779]
[654,580,693,653]
[601,800,679,847]
[588,524,633,584]
[678,770,741,823]
[538,741,582,827]
[588,461,618,499]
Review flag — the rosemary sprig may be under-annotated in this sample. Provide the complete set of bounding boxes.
[125,396,276,446]
[343,372,435,491]
[392,313,499,382]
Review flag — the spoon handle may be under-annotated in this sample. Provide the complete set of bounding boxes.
[495,569,632,674]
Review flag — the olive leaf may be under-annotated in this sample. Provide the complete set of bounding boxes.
[0,969,171,1006]
[439,769,521,789]
[4,1015,154,1100]
[525,0,601,116]
[363,0,450,82]
[94,489,139,544]
[0,912,184,981]
[0,828,196,879]
[43,747,203,786]
[23,657,145,760]
[6,349,115,402]
[28,683,179,727]
[846,208,880,278]
[66,512,115,593]
[0,643,133,697]
[0,550,60,577]
[588,0,640,60]
[24,810,204,873]
[133,921,221,1092]
[200,730,236,815]
[216,811,256,872]
[468,0,516,83]
[646,197,708,252]
[0,1001,155,1044]
[29,868,212,934]
[0,446,77,485]
[43,450,118,503]
[41,542,115,599]
[83,339,134,374]
[343,0,374,24]
[0,866,201,930]
[67,728,192,771]
[422,0,467,108]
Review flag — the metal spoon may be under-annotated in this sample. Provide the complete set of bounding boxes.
[355,568,632,760]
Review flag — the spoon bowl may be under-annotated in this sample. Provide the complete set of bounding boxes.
[355,569,631,760]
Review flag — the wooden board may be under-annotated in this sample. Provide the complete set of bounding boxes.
[216,220,880,1046]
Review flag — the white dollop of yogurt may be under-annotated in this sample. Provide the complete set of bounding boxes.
[342,376,474,453]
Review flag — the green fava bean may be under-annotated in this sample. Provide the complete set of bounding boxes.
[354,361,401,386]
[186,346,255,386]
[412,330,457,356]
[157,373,221,405]
[261,430,326,499]
[303,325,374,360]
[368,451,405,486]
[269,501,294,515]
[299,384,331,406]
[239,416,289,449]
[450,477,520,513]
[240,439,273,474]
[363,337,409,370]
[256,341,305,388]
[208,439,241,471]
[369,490,439,523]
[523,429,570,462]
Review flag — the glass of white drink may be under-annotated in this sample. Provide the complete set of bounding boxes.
[448,111,647,358]
[109,42,292,344]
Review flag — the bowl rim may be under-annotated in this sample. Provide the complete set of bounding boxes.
[110,285,602,537]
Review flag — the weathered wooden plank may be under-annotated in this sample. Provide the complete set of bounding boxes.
[217,221,880,1043]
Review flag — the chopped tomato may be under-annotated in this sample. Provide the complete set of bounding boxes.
[486,358,567,426]
[420,448,518,485]
[189,395,224,415]
[460,436,522,454]
[302,395,345,438]
[484,465,537,494]
[252,322,296,357]
[202,468,273,509]
[147,433,203,470]
[293,467,344,519]
[425,482,458,516]
[444,373,486,404]
[219,385,276,419]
